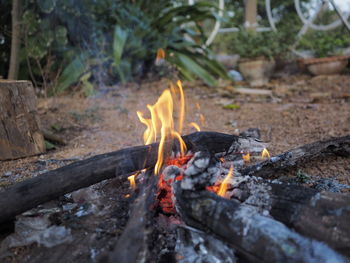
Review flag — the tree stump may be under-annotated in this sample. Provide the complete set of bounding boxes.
[0,80,45,160]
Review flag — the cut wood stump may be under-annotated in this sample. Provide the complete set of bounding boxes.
[0,80,45,160]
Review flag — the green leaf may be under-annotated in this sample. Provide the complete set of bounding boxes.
[175,52,216,86]
[45,140,56,150]
[113,26,128,67]
[55,53,88,94]
[223,104,240,110]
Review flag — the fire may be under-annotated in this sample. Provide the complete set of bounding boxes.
[128,174,136,189]
[217,165,234,197]
[155,48,165,65]
[243,152,250,162]
[189,122,201,131]
[199,114,206,126]
[261,148,270,159]
[137,81,189,174]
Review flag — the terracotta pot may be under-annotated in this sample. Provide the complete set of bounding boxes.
[299,55,349,75]
[238,58,275,87]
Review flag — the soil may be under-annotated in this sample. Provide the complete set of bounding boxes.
[0,74,349,262]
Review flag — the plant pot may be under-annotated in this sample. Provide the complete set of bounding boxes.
[299,55,349,76]
[238,58,275,87]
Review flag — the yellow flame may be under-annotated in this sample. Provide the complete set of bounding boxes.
[189,122,201,131]
[261,148,270,159]
[128,174,136,189]
[243,153,250,162]
[217,166,234,197]
[177,80,185,134]
[137,83,187,174]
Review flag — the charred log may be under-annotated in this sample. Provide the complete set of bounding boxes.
[104,173,157,263]
[174,185,349,263]
[242,135,350,178]
[0,132,243,224]
[234,179,350,257]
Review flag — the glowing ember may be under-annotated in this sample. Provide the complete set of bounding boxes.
[261,148,270,159]
[217,166,234,197]
[128,174,137,189]
[189,122,201,131]
[243,152,251,162]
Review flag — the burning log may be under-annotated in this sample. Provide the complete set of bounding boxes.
[105,172,157,263]
[241,135,350,178]
[174,186,349,263]
[0,132,247,224]
[234,178,350,257]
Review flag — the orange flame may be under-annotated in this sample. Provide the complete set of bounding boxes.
[199,114,206,126]
[137,81,188,174]
[243,152,250,162]
[189,122,201,131]
[261,148,270,159]
[155,48,166,65]
[217,166,234,197]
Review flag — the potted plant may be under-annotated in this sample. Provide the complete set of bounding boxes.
[298,31,350,75]
[230,29,290,86]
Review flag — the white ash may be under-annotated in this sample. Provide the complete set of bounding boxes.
[230,176,272,214]
[163,165,183,181]
[181,152,221,190]
[228,137,267,156]
[175,226,236,263]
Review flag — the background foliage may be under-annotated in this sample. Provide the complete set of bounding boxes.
[0,0,228,96]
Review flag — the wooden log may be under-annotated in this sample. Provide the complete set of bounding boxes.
[0,80,45,160]
[241,135,350,178]
[235,180,350,257]
[104,173,157,263]
[174,186,349,263]
[0,132,240,224]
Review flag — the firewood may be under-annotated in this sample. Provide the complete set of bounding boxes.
[0,132,242,224]
[242,135,350,178]
[174,186,349,263]
[104,173,157,263]
[234,179,350,257]
[0,80,45,160]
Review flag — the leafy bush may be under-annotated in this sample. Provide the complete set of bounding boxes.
[298,30,350,58]
[1,0,227,95]
[109,1,228,86]
[229,27,295,60]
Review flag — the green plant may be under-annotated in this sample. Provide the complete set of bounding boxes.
[229,28,294,59]
[298,30,350,58]
[110,1,228,86]
[1,0,227,94]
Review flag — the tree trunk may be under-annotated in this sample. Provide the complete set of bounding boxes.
[0,80,45,160]
[8,0,21,80]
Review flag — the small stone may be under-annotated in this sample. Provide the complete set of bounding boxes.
[3,171,12,177]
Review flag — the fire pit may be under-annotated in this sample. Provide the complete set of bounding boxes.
[0,81,349,263]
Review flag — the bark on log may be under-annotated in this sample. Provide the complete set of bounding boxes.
[105,173,157,263]
[235,180,350,257]
[0,80,45,160]
[174,186,349,263]
[241,135,350,178]
[0,132,240,224]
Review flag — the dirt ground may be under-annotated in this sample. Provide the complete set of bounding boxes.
[1,73,350,185]
[0,74,349,262]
